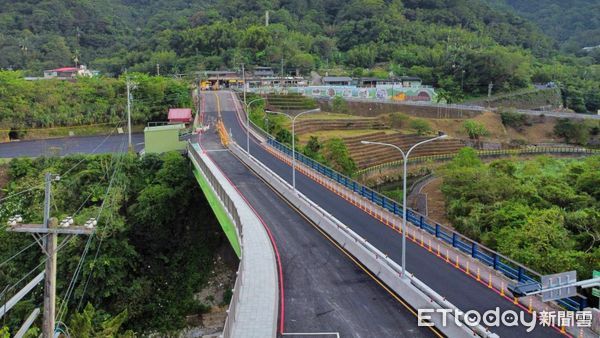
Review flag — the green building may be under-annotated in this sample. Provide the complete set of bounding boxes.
[144,124,187,154]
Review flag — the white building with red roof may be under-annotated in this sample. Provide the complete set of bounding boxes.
[43,65,95,79]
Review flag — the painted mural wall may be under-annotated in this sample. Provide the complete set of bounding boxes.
[250,85,437,102]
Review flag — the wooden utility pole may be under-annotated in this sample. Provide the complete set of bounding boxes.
[7,173,94,337]
[126,78,133,152]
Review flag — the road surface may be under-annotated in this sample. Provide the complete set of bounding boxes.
[211,91,566,338]
[198,93,438,337]
[0,133,144,158]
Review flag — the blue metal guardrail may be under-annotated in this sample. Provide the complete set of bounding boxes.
[266,137,587,311]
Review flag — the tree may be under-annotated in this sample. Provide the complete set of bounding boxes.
[500,109,529,130]
[495,208,586,274]
[409,118,431,135]
[462,120,490,140]
[331,96,348,113]
[553,118,590,145]
[346,45,375,68]
[69,303,133,337]
[304,136,322,157]
[322,138,357,176]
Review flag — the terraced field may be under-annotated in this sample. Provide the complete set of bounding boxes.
[294,118,388,134]
[344,132,465,169]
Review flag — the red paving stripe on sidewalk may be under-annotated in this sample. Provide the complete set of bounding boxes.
[203,108,286,334]
[225,94,572,337]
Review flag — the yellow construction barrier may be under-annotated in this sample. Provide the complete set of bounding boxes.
[216,119,229,147]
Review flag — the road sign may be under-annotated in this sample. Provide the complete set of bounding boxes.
[541,270,577,302]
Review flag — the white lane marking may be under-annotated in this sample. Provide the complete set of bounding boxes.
[282,333,340,338]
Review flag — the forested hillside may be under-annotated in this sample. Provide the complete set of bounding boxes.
[494,0,600,52]
[441,149,600,280]
[0,153,224,334]
[0,0,599,112]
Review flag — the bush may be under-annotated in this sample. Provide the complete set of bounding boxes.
[462,120,490,140]
[554,118,590,145]
[331,96,349,113]
[500,109,529,130]
[322,138,357,176]
[409,118,432,135]
[389,113,409,128]
[304,136,322,158]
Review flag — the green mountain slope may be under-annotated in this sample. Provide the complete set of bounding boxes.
[0,0,598,112]
[497,0,600,52]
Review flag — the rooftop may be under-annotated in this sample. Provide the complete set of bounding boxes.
[144,123,186,132]
[323,76,353,82]
[48,67,79,72]
[168,108,193,122]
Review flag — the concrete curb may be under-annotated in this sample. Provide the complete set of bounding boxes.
[189,143,278,338]
[230,142,498,338]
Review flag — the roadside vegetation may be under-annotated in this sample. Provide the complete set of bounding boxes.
[0,153,224,335]
[247,96,357,176]
[0,71,191,139]
[440,148,600,280]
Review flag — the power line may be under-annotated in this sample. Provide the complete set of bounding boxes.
[0,184,45,204]
[0,235,48,269]
[1,258,47,301]
[56,135,127,322]
[0,232,75,302]
[0,120,125,212]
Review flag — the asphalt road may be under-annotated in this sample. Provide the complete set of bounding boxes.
[0,133,144,158]
[199,93,437,337]
[211,91,565,338]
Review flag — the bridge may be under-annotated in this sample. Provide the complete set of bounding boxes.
[189,91,594,337]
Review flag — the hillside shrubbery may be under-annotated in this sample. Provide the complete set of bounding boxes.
[441,148,600,280]
[0,153,222,334]
[0,71,191,129]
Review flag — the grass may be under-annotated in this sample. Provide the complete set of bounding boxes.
[278,111,369,129]
[297,129,397,144]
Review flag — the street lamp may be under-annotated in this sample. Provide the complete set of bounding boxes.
[245,97,266,154]
[266,108,320,189]
[361,132,447,278]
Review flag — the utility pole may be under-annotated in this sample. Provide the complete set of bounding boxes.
[487,82,493,107]
[156,63,160,76]
[281,58,284,90]
[265,10,269,26]
[126,78,133,152]
[6,173,95,337]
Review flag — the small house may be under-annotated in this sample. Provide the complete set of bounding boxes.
[168,108,193,124]
[322,76,352,86]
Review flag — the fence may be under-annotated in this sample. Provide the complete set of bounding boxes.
[266,137,587,311]
[188,144,242,337]
[357,147,600,176]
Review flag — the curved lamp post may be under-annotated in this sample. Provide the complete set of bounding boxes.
[245,97,266,154]
[361,132,447,278]
[266,108,320,189]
